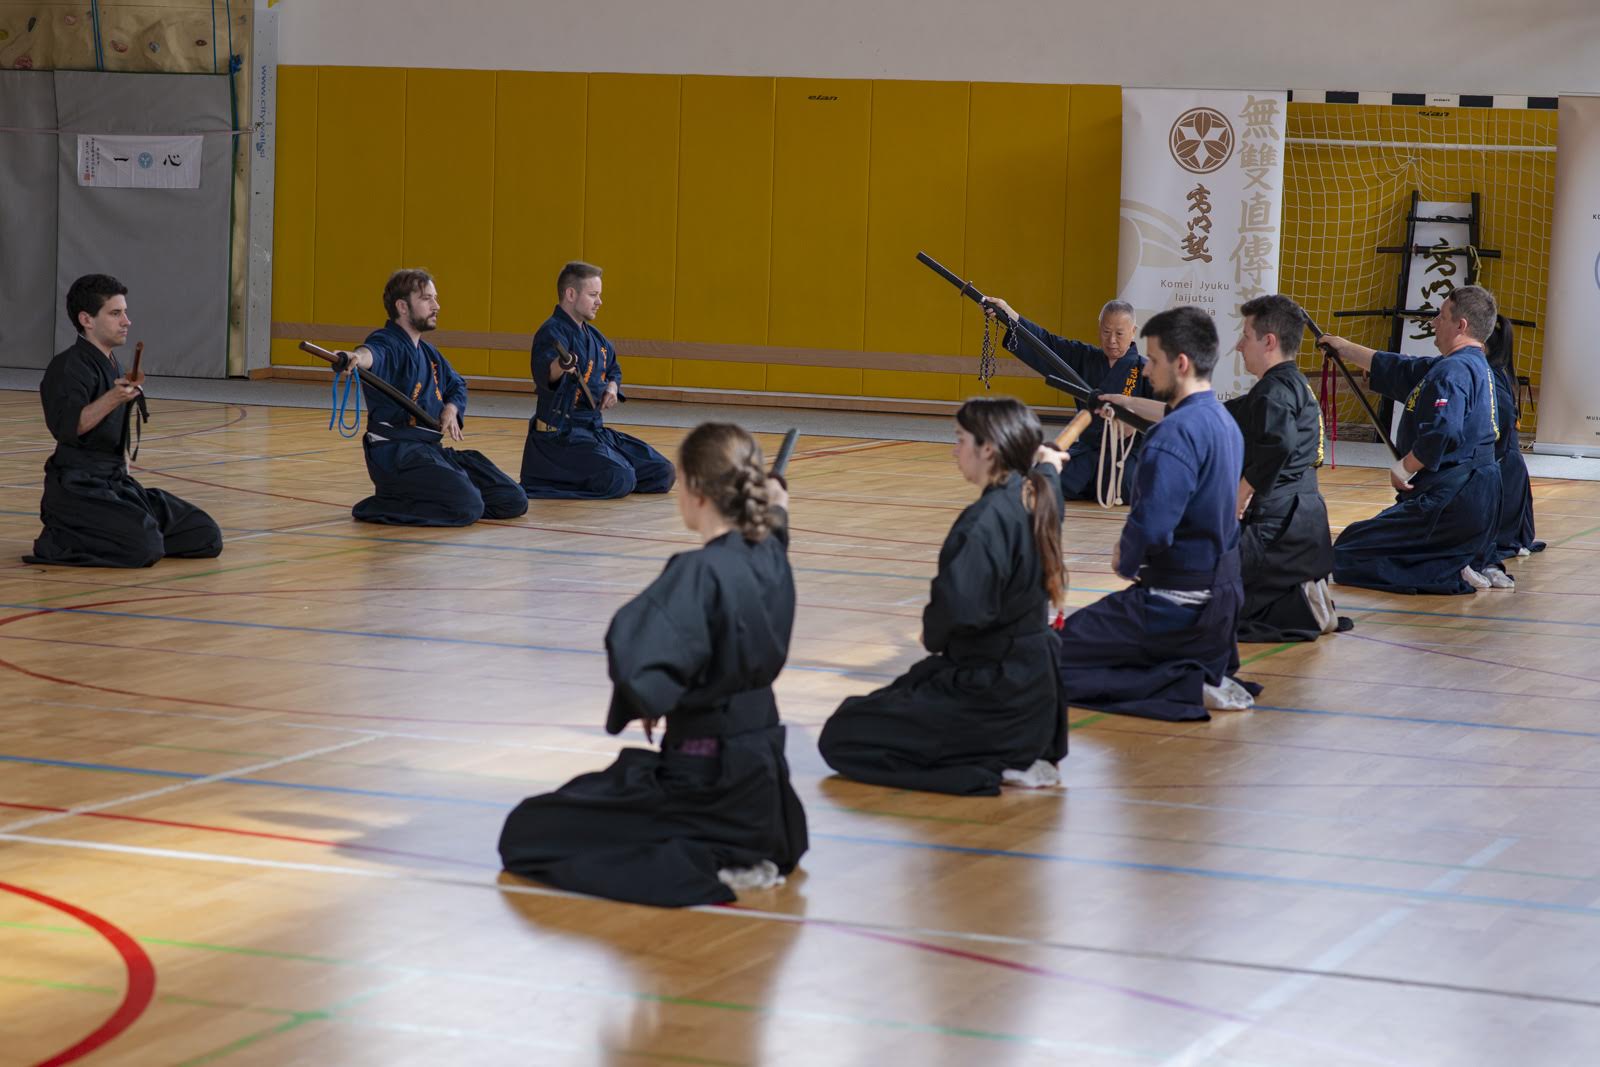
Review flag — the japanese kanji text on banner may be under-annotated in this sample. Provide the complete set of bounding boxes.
[1117,89,1287,399]
[76,134,203,189]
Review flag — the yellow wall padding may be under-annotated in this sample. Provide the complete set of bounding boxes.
[272,67,1126,404]
[864,80,970,360]
[583,73,680,352]
[489,71,588,340]
[1062,84,1123,334]
[271,65,319,368]
[311,67,407,331]
[402,68,496,377]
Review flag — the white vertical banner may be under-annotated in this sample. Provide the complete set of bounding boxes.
[1117,88,1287,399]
[1535,96,1600,457]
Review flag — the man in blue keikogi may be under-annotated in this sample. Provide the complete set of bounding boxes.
[1319,284,1505,595]
[518,261,675,500]
[985,296,1153,502]
[332,269,527,526]
[1053,305,1261,721]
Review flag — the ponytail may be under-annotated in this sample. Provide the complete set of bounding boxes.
[678,422,775,542]
[957,396,1069,609]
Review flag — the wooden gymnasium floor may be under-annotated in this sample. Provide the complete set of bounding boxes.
[2,389,1599,1067]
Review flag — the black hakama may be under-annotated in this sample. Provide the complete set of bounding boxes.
[25,337,221,568]
[518,308,675,500]
[1226,362,1339,642]
[353,426,529,527]
[519,412,676,500]
[1491,365,1541,559]
[818,467,1068,796]
[1056,390,1257,722]
[499,512,807,907]
[349,323,527,527]
[1333,348,1501,595]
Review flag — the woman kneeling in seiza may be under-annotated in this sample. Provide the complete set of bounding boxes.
[498,423,808,907]
[818,396,1069,796]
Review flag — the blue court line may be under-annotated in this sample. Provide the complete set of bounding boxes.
[810,830,1600,919]
[1341,602,1600,630]
[0,753,504,807]
[0,601,895,679]
[1253,703,1600,739]
[8,748,1595,920]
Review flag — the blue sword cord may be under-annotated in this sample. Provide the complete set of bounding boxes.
[330,368,362,438]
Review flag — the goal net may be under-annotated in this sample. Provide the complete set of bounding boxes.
[1281,102,1557,442]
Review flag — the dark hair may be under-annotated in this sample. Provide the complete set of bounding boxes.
[66,274,127,335]
[1239,294,1306,355]
[557,260,603,298]
[1444,284,1497,342]
[955,396,1067,610]
[1485,314,1519,419]
[1141,306,1219,378]
[382,268,434,321]
[678,422,775,542]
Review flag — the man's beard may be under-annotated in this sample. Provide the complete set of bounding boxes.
[1150,380,1174,403]
[411,313,438,333]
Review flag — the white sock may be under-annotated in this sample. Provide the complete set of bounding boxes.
[1002,759,1062,788]
[1483,565,1515,590]
[1203,678,1253,711]
[717,859,785,891]
[1460,565,1491,591]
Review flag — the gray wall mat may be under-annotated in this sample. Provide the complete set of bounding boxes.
[0,72,59,370]
[52,71,233,378]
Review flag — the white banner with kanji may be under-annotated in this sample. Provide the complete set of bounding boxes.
[1117,88,1288,400]
[76,134,203,189]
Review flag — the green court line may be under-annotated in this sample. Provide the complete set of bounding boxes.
[1239,641,1297,666]
[172,1014,324,1067]
[1068,713,1107,731]
[1551,520,1600,548]
[0,920,1158,1059]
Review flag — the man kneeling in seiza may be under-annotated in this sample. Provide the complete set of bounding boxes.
[519,261,675,499]
[1055,305,1261,721]
[333,269,528,526]
[1228,294,1348,641]
[1318,284,1504,594]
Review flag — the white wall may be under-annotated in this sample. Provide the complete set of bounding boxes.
[272,0,1600,96]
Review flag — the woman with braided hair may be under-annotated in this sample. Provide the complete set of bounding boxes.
[499,423,808,907]
[818,397,1069,796]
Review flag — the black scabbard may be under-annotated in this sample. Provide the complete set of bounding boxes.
[916,251,1155,434]
[1299,312,1402,460]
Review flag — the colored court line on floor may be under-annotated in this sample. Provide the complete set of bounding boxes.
[1339,600,1600,630]
[7,748,1599,919]
[0,752,510,809]
[0,800,489,868]
[0,919,1232,1064]
[817,803,1600,887]
[1345,630,1600,688]
[0,595,898,682]
[0,880,155,1067]
[1251,702,1600,739]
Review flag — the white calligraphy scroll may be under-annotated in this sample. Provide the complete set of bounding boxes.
[76,134,203,189]
[1534,97,1600,458]
[1117,88,1287,400]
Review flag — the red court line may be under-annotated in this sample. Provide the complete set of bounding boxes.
[0,801,487,869]
[0,880,156,1067]
[0,594,594,729]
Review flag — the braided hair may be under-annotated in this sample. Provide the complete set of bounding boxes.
[678,422,775,542]
[955,397,1067,610]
